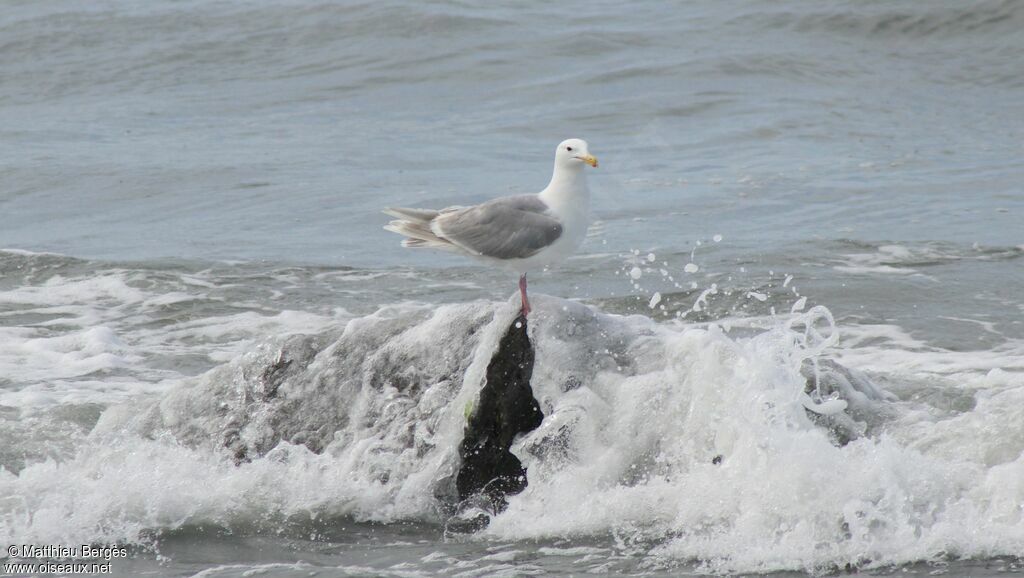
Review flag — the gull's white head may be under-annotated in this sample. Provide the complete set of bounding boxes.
[554,138,598,169]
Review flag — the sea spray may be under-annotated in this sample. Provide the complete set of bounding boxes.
[2,297,1023,573]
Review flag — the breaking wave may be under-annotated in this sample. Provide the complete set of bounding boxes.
[2,293,1023,574]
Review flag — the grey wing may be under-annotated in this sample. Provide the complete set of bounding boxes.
[431,195,563,260]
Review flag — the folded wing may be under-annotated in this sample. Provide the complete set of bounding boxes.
[431,195,563,260]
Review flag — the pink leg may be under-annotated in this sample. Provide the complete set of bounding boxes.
[518,274,531,317]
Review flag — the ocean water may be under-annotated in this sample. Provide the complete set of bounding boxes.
[2,0,1023,576]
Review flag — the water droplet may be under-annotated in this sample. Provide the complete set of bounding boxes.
[648,292,662,309]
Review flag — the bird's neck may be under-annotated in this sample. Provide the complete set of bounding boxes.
[539,165,589,209]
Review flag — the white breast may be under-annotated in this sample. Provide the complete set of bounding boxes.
[528,182,590,270]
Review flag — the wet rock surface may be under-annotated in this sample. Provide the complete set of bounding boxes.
[454,314,544,520]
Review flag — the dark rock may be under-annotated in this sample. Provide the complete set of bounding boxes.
[454,313,544,517]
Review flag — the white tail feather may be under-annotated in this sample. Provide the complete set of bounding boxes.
[382,206,440,224]
[383,210,461,252]
[402,238,450,249]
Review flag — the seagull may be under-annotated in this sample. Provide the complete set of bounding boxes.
[383,138,598,317]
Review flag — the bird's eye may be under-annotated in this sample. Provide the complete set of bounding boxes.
[566,146,573,151]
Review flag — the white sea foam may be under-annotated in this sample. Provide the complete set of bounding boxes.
[832,243,1022,277]
[2,296,1022,574]
[0,264,346,410]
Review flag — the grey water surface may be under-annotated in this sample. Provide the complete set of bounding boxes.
[1,1,1023,576]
